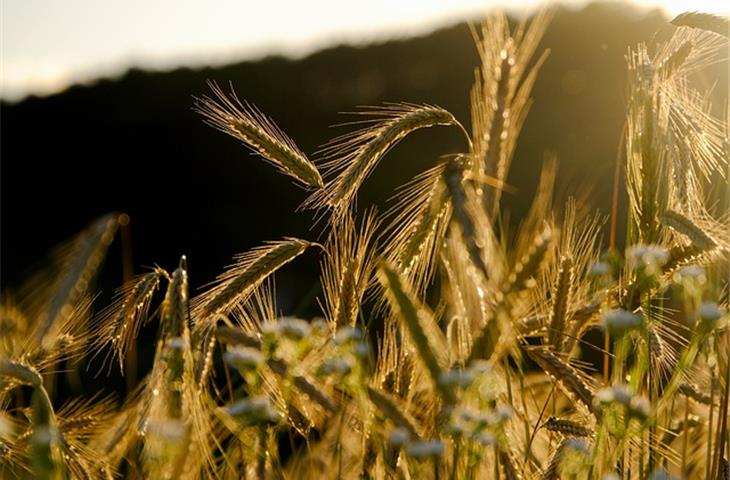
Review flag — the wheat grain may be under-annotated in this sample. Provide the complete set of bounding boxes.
[161,257,190,338]
[194,327,217,384]
[646,324,673,383]
[499,450,520,480]
[656,40,694,79]
[477,51,512,217]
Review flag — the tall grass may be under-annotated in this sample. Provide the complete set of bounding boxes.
[1,9,728,479]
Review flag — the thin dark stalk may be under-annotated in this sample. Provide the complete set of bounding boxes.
[708,361,716,479]
[715,330,730,479]
[682,395,690,477]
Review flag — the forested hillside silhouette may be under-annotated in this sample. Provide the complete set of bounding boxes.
[2,3,725,305]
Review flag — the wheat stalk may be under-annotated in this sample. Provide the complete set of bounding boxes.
[466,223,552,362]
[678,383,712,404]
[542,438,570,480]
[0,360,66,478]
[4,8,730,479]
[37,213,120,344]
[470,10,551,218]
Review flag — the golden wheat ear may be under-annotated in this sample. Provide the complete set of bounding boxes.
[28,213,121,345]
[381,162,451,296]
[195,238,313,319]
[56,394,119,477]
[305,103,466,221]
[547,255,574,351]
[444,154,489,279]
[523,346,600,420]
[671,12,729,37]
[319,209,378,331]
[195,81,323,189]
[0,360,66,477]
[366,385,422,439]
[469,9,551,218]
[376,260,453,404]
[660,210,718,250]
[93,267,167,373]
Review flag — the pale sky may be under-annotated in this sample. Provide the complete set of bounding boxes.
[1,0,728,101]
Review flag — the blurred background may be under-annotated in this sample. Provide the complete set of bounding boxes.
[1,0,728,310]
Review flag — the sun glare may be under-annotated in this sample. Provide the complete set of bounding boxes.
[1,0,727,100]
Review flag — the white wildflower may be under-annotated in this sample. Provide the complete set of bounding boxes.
[334,327,363,345]
[439,369,475,388]
[228,395,280,424]
[626,244,669,273]
[601,309,642,334]
[699,301,724,325]
[388,428,410,447]
[406,440,444,458]
[277,317,311,340]
[224,346,264,371]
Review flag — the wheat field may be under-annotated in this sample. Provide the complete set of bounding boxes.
[1,9,729,480]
